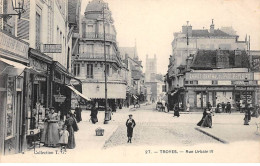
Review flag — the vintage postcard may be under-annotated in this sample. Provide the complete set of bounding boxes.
[0,0,259,163]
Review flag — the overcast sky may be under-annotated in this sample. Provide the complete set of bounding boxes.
[81,0,260,75]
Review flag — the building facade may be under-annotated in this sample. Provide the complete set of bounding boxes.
[0,0,81,155]
[166,20,257,111]
[76,0,126,108]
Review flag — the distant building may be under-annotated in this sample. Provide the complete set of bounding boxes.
[220,26,237,36]
[145,54,157,82]
[165,20,259,111]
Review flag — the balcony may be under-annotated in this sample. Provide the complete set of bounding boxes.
[82,32,116,42]
[78,52,120,64]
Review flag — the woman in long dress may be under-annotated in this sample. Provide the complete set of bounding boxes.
[173,104,180,117]
[45,107,60,147]
[41,108,49,144]
[197,108,212,128]
[65,113,76,149]
[126,114,136,143]
[90,102,98,124]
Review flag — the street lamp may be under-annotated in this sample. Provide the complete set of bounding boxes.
[102,5,109,124]
[0,0,25,19]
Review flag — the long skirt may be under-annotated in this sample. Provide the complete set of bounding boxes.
[45,122,59,146]
[40,122,48,143]
[67,126,76,149]
[201,115,212,128]
[127,127,134,137]
[174,110,180,117]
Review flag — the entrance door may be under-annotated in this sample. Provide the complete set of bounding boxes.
[0,91,6,155]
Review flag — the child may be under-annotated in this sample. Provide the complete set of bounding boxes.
[59,125,69,152]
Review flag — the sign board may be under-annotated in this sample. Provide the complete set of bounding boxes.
[186,72,253,81]
[0,31,29,58]
[42,44,62,53]
[35,76,46,82]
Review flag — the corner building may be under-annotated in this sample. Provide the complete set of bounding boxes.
[75,0,126,106]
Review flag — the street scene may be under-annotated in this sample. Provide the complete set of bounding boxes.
[0,0,260,163]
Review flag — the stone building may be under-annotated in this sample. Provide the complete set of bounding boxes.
[166,20,255,111]
[75,0,126,108]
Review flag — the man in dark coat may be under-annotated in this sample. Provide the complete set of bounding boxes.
[75,104,82,123]
[226,102,231,114]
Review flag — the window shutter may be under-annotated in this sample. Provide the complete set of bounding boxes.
[17,0,30,40]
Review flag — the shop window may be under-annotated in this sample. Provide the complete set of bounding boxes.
[229,55,235,66]
[185,81,189,84]
[73,63,80,76]
[193,81,198,85]
[87,64,93,78]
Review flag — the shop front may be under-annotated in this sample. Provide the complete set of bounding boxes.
[25,48,52,147]
[0,30,29,155]
[50,62,73,120]
[185,72,258,111]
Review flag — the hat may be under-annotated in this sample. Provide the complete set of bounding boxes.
[128,114,133,117]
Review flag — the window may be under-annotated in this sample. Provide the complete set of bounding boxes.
[35,12,41,50]
[73,64,80,76]
[212,80,218,85]
[87,64,93,78]
[106,64,110,76]
[229,55,235,66]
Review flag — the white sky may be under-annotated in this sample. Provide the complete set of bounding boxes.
[81,0,260,75]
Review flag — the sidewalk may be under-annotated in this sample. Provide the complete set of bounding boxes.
[195,116,260,143]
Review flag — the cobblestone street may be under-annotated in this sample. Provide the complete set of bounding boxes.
[104,104,219,149]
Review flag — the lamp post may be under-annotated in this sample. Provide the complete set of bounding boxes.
[244,77,249,110]
[103,5,109,124]
[0,0,25,19]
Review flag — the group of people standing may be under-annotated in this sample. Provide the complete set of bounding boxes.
[41,106,80,150]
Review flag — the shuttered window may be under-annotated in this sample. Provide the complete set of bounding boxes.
[35,12,41,50]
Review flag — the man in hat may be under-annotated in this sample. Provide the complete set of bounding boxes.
[126,114,136,143]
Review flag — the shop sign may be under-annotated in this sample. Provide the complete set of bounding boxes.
[29,58,48,71]
[42,44,62,53]
[35,76,46,82]
[233,80,256,85]
[0,31,29,58]
[54,94,66,103]
[186,72,253,81]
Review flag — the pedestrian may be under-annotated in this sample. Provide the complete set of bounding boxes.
[207,102,212,110]
[45,107,60,147]
[90,102,98,124]
[244,104,250,125]
[126,114,136,143]
[75,104,82,123]
[226,102,231,114]
[197,108,212,128]
[64,112,76,149]
[59,125,69,152]
[216,103,221,113]
[173,103,180,117]
[41,108,49,145]
[221,102,226,113]
[186,102,190,113]
[237,101,241,112]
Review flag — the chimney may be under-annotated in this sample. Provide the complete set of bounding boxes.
[182,22,192,37]
[210,19,214,34]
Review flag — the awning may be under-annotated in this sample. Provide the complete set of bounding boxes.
[67,85,91,101]
[0,57,30,75]
[0,57,28,70]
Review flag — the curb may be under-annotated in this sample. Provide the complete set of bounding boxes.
[195,127,229,144]
[102,125,119,149]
